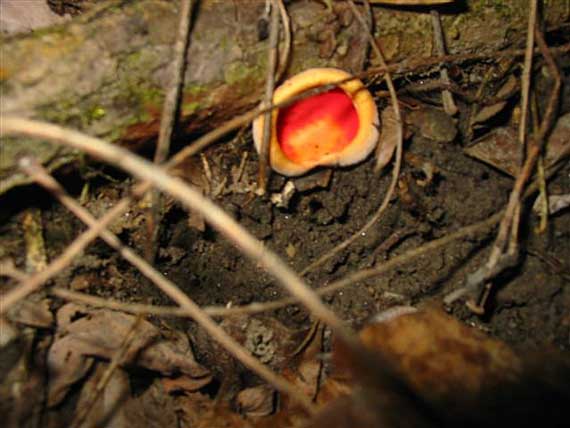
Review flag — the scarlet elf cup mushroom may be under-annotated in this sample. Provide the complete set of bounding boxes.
[252,68,379,176]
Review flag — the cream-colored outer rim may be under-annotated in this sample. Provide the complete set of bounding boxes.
[252,68,380,177]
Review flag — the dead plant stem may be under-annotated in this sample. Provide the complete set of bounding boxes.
[518,0,537,154]
[153,0,194,164]
[147,0,194,261]
[257,0,280,194]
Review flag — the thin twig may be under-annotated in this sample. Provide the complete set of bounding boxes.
[430,9,458,115]
[18,157,316,413]
[275,0,291,82]
[153,0,194,164]
[530,92,549,233]
[351,0,403,173]
[301,0,403,276]
[518,0,538,154]
[468,0,541,304]
[147,0,195,261]
[463,14,562,311]
[257,0,280,194]
[1,118,362,409]
[464,0,539,306]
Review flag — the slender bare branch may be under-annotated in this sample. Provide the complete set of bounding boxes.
[257,0,280,194]
[275,0,291,82]
[0,117,358,362]
[19,157,317,413]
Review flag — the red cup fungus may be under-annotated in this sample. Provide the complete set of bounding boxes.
[252,68,379,176]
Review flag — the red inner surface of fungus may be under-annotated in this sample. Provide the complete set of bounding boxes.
[276,88,359,163]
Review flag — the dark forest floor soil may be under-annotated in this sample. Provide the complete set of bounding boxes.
[2,113,568,353]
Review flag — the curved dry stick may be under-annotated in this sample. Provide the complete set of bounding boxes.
[19,156,316,412]
[301,0,404,276]
[0,116,359,367]
[351,0,402,173]
[517,0,537,153]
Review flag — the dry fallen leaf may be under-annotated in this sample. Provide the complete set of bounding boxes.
[465,112,570,177]
[307,308,570,428]
[284,323,324,401]
[8,298,53,328]
[357,308,522,399]
[407,107,457,144]
[464,127,520,176]
[236,384,276,418]
[71,366,178,428]
[47,305,210,406]
[471,75,518,126]
[375,106,399,172]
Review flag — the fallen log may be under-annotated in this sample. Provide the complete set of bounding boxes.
[1,0,568,194]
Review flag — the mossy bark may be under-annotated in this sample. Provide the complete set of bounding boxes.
[1,0,568,194]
